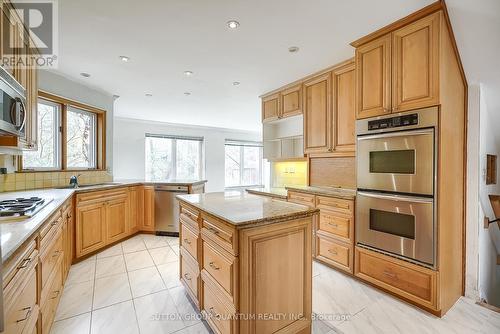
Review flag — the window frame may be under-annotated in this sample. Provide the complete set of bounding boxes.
[224,140,264,189]
[19,90,107,172]
[145,134,205,181]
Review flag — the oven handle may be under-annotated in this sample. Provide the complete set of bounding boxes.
[357,191,433,204]
[357,128,433,141]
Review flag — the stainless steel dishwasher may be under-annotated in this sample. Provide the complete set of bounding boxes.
[154,185,188,235]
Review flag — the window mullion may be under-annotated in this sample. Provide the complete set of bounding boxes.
[172,139,177,179]
[240,146,244,186]
[61,103,67,170]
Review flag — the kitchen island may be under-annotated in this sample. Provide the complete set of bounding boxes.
[177,191,319,334]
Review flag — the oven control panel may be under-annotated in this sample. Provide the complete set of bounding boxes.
[368,113,418,131]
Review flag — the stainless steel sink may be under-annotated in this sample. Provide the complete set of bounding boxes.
[57,182,123,189]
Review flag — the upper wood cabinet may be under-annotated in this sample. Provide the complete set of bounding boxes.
[280,84,302,118]
[354,12,441,119]
[392,12,440,112]
[333,62,356,152]
[262,93,280,122]
[303,72,332,154]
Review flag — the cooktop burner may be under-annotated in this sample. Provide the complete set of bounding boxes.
[0,196,53,221]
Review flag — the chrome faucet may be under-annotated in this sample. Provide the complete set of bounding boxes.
[69,174,82,188]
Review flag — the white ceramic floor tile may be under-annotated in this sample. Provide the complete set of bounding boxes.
[50,312,91,334]
[91,300,139,334]
[55,280,93,321]
[142,234,170,249]
[166,236,180,246]
[168,285,201,327]
[96,243,123,258]
[157,261,181,289]
[171,244,180,255]
[124,249,155,271]
[128,266,166,298]
[133,290,185,334]
[93,273,132,309]
[95,254,126,278]
[122,236,147,253]
[65,258,96,285]
[148,246,178,265]
[175,322,211,334]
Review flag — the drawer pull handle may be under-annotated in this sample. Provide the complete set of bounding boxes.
[52,250,61,258]
[207,227,220,235]
[208,307,221,320]
[17,257,31,269]
[183,238,191,245]
[383,270,397,279]
[184,273,192,281]
[51,221,57,226]
[50,290,60,299]
[328,249,338,255]
[209,262,220,270]
[327,222,338,228]
[16,307,32,323]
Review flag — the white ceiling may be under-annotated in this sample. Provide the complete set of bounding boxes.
[52,0,498,132]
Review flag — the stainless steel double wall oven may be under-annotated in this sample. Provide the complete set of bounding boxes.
[356,107,438,268]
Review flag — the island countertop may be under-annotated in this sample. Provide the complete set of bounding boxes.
[176,191,319,228]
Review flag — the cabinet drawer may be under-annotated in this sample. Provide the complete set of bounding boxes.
[355,247,437,308]
[76,188,127,206]
[3,267,37,334]
[315,235,352,273]
[180,251,199,304]
[287,191,315,207]
[316,196,353,215]
[40,258,63,334]
[203,282,236,334]
[2,240,37,290]
[180,205,200,231]
[317,210,352,241]
[39,211,63,250]
[202,241,237,302]
[201,214,237,256]
[40,227,63,291]
[181,224,199,261]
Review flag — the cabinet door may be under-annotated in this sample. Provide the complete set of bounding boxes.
[303,72,332,154]
[355,34,391,119]
[392,12,440,112]
[106,197,128,244]
[262,93,280,122]
[333,63,356,151]
[76,202,106,258]
[129,187,138,234]
[142,186,155,231]
[281,84,302,118]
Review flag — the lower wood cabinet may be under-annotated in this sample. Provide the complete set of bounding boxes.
[141,186,155,231]
[76,202,107,258]
[315,234,353,273]
[105,196,129,244]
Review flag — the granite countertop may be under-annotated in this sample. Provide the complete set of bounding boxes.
[245,187,288,199]
[0,188,74,263]
[285,185,356,200]
[177,191,319,228]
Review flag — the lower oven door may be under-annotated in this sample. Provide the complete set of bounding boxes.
[356,191,435,266]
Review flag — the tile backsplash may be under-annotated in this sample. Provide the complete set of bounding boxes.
[0,170,113,193]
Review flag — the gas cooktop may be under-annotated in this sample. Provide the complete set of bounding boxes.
[0,197,53,221]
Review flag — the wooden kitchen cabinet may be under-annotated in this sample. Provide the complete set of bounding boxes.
[129,187,139,233]
[261,93,280,122]
[141,186,155,231]
[281,84,302,118]
[76,202,107,257]
[303,72,332,154]
[333,62,356,152]
[355,34,392,119]
[106,196,129,244]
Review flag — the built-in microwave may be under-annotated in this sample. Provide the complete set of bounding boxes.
[0,66,27,138]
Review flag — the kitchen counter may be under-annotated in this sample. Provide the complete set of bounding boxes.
[245,186,288,199]
[177,191,318,228]
[0,188,74,263]
[286,185,356,200]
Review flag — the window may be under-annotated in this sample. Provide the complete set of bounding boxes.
[145,134,204,181]
[22,100,61,170]
[21,92,106,171]
[225,140,263,187]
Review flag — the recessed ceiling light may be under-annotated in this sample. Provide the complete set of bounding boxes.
[80,72,91,78]
[227,20,240,29]
[113,94,120,99]
[184,92,191,96]
[288,46,300,53]
[184,70,193,77]
[145,93,153,97]
[232,81,240,86]
[119,56,130,62]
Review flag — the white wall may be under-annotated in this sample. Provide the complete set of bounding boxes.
[113,117,261,192]
[38,70,115,171]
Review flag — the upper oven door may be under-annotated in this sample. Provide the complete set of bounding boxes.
[357,128,435,196]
